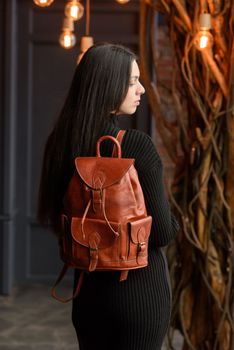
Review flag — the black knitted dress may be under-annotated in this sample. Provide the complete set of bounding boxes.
[72,121,179,350]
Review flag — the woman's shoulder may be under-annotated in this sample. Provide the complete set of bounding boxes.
[124,128,154,145]
[122,128,162,171]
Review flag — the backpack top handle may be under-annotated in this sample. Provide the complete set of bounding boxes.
[96,135,122,158]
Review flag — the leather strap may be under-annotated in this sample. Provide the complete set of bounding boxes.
[112,130,126,157]
[120,270,129,281]
[113,130,129,281]
[88,232,101,271]
[51,264,84,303]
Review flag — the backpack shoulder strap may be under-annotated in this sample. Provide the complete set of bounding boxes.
[51,265,84,303]
[112,130,126,157]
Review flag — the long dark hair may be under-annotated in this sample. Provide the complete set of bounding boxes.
[37,43,136,234]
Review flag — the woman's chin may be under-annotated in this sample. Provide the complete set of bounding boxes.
[116,106,137,116]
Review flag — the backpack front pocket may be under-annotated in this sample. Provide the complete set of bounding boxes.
[128,216,152,265]
[71,217,121,270]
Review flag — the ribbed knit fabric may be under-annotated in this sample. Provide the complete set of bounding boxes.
[72,121,179,350]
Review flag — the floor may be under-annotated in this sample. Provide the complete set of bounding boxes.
[0,283,184,350]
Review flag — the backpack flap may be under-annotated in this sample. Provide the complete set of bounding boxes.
[71,217,120,248]
[75,157,134,189]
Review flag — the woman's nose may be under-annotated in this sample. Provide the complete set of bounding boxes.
[137,82,145,95]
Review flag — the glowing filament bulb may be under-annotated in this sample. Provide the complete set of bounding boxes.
[71,5,79,18]
[194,13,213,50]
[199,34,209,49]
[116,0,130,3]
[33,0,54,7]
[59,32,76,49]
[65,0,84,21]
[59,18,76,49]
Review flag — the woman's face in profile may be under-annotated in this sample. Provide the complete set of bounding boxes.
[117,60,145,115]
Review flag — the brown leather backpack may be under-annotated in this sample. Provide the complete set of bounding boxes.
[51,130,152,302]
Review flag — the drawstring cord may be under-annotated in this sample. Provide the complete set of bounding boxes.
[101,189,119,237]
[81,198,92,238]
[81,188,119,238]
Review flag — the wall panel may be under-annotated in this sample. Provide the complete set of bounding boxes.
[0,0,5,293]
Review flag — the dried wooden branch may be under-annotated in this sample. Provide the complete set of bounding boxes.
[140,1,234,349]
[201,50,229,96]
[171,0,192,30]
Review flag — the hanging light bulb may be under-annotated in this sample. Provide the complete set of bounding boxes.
[115,0,130,3]
[59,18,76,49]
[194,13,213,50]
[33,0,54,7]
[65,0,84,21]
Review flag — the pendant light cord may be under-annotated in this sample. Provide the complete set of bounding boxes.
[85,0,90,36]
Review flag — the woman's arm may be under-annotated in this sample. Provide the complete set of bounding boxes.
[122,129,179,247]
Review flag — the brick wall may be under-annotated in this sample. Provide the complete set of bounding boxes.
[152,24,178,189]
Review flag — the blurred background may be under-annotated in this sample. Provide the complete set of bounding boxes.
[1,1,234,349]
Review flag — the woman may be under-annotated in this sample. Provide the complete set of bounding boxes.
[38,43,179,350]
